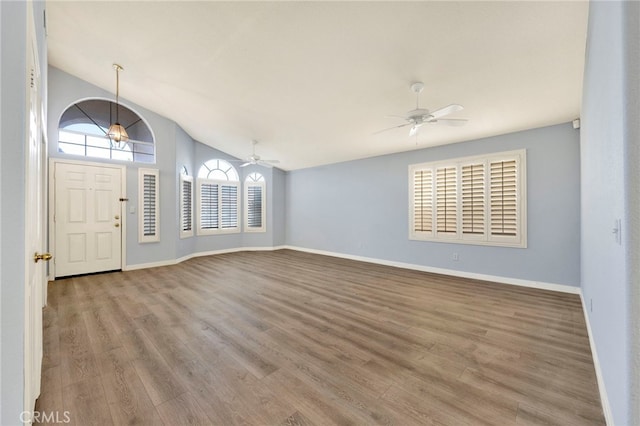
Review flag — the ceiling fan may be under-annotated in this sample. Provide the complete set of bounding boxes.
[376,82,468,137]
[238,140,280,168]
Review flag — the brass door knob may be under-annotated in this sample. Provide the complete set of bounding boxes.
[115,223,120,228]
[34,252,53,263]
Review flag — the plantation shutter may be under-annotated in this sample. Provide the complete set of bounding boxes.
[436,166,457,235]
[139,168,159,243]
[490,159,518,237]
[200,181,219,230]
[221,185,238,229]
[412,169,433,233]
[197,179,240,235]
[461,163,485,236]
[409,149,525,247]
[246,184,264,230]
[180,175,193,238]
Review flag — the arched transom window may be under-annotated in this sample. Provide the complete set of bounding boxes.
[58,99,155,163]
[198,159,239,181]
[245,172,265,183]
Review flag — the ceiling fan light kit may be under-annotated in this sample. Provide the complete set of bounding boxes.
[376,81,468,138]
[238,140,281,168]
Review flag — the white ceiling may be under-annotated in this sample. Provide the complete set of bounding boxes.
[46,1,588,171]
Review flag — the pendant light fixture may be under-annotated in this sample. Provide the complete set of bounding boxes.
[107,63,129,148]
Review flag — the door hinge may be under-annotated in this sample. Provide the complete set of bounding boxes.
[119,197,129,202]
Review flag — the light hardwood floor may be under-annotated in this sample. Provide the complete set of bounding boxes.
[35,250,605,425]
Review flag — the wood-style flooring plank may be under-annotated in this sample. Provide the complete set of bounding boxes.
[36,250,605,425]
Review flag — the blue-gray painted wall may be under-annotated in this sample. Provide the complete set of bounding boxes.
[10,2,638,423]
[48,67,287,266]
[286,123,581,287]
[581,1,639,424]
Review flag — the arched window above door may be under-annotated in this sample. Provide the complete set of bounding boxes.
[58,99,155,164]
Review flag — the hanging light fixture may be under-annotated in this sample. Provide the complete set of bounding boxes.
[107,63,129,148]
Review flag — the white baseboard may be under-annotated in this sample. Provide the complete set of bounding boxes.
[123,246,287,271]
[580,293,613,426]
[282,245,581,294]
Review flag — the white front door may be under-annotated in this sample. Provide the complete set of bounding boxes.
[54,162,124,277]
[24,2,46,415]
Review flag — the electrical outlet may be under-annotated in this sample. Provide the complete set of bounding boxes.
[452,253,459,261]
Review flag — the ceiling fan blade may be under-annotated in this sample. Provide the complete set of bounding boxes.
[261,159,280,164]
[430,104,464,119]
[240,162,251,167]
[374,122,411,134]
[432,118,468,126]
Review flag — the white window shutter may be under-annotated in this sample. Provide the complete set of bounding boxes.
[412,169,433,235]
[490,159,519,240]
[245,182,266,232]
[409,149,525,247]
[197,178,240,235]
[436,166,458,236]
[180,175,194,238]
[198,180,219,232]
[461,162,486,237]
[139,168,159,243]
[221,184,238,229]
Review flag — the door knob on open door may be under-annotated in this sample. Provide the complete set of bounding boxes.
[34,252,53,263]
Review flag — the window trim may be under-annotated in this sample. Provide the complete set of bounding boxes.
[179,174,194,239]
[409,149,527,248]
[138,168,160,243]
[196,178,241,236]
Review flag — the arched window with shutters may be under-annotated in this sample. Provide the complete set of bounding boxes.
[58,98,155,163]
[245,172,266,232]
[196,159,240,235]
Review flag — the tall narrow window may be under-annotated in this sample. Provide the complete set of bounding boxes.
[196,159,240,235]
[409,149,526,247]
[245,172,266,232]
[139,168,159,243]
[180,172,194,238]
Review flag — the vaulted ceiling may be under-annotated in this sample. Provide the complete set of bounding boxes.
[47,1,588,170]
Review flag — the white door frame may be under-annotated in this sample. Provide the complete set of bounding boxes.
[48,158,127,280]
[24,0,46,415]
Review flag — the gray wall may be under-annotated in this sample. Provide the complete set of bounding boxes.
[1,1,46,423]
[581,1,639,424]
[286,123,581,287]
